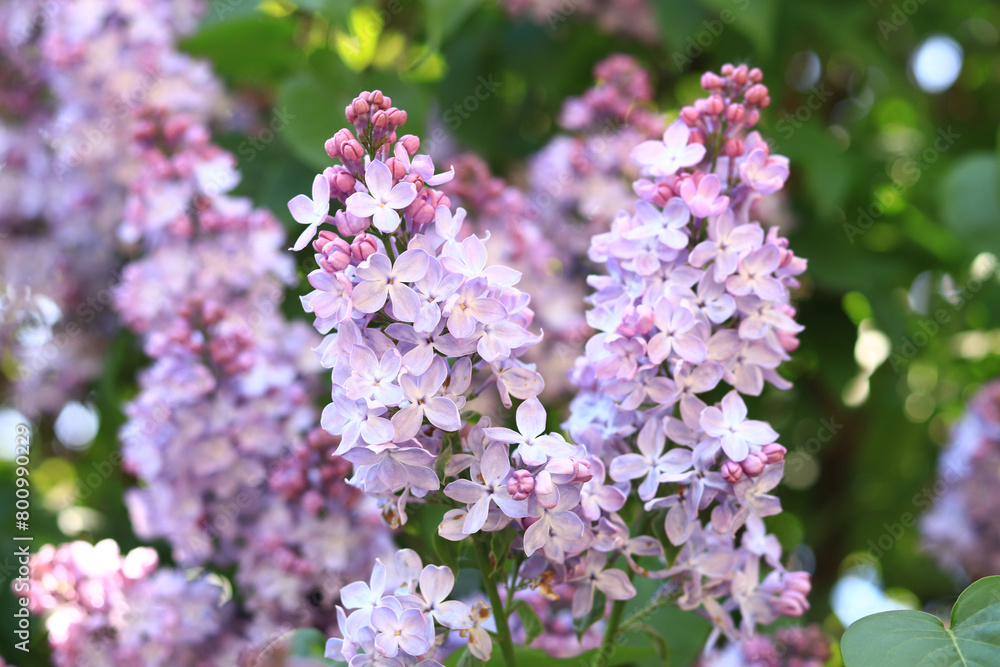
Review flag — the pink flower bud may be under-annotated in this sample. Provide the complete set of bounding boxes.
[335,210,369,237]
[388,108,407,127]
[786,571,812,595]
[745,84,769,105]
[400,134,420,155]
[726,103,745,123]
[326,167,356,199]
[745,109,761,127]
[680,106,700,125]
[385,157,407,180]
[506,470,535,501]
[741,451,768,477]
[370,90,384,107]
[749,67,763,83]
[761,443,787,464]
[319,234,351,272]
[700,72,725,90]
[733,64,749,85]
[570,458,592,483]
[775,592,809,617]
[313,229,338,253]
[707,95,725,116]
[341,140,364,162]
[721,460,744,484]
[352,97,369,116]
[723,139,744,158]
[777,329,801,353]
[325,136,340,159]
[721,63,734,76]
[351,233,377,262]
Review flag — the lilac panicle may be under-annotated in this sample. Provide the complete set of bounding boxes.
[297,68,812,662]
[921,379,1000,580]
[567,63,811,649]
[5,0,391,659]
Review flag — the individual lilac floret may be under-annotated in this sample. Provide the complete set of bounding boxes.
[328,549,480,665]
[345,159,418,233]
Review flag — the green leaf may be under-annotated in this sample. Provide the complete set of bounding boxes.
[433,531,461,572]
[275,72,346,171]
[575,590,606,639]
[456,649,484,667]
[286,627,330,658]
[841,575,1000,666]
[698,0,777,58]
[489,525,516,575]
[421,0,483,51]
[511,599,544,646]
[938,152,1000,249]
[181,14,301,84]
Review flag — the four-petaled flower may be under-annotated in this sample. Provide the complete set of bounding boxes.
[288,173,330,251]
[631,119,707,177]
[352,249,429,321]
[699,390,779,462]
[444,442,529,533]
[346,160,418,233]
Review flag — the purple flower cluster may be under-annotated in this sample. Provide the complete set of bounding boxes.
[295,90,550,518]
[4,0,390,658]
[0,0,205,417]
[326,548,490,664]
[566,64,811,647]
[696,624,831,667]
[293,91,645,661]
[502,0,658,42]
[921,379,1000,580]
[526,55,665,265]
[113,59,389,649]
[19,540,236,667]
[437,153,587,398]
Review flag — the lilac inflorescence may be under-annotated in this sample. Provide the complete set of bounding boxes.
[19,540,236,667]
[296,66,811,663]
[566,63,811,646]
[921,379,1000,580]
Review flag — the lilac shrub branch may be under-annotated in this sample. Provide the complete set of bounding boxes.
[294,63,814,665]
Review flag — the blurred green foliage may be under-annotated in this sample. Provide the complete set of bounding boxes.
[5,0,1000,664]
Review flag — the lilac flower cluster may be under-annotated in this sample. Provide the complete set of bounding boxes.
[19,540,236,667]
[4,0,389,658]
[113,57,389,651]
[295,90,550,516]
[566,64,811,647]
[526,55,665,265]
[438,153,587,397]
[0,0,194,417]
[697,624,831,667]
[921,379,1000,580]
[300,67,812,661]
[326,548,492,664]
[502,0,658,42]
[293,91,639,662]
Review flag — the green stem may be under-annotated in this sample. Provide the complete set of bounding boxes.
[594,594,629,667]
[474,537,517,667]
[593,511,654,667]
